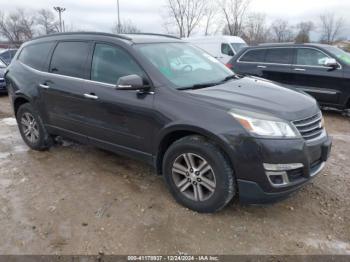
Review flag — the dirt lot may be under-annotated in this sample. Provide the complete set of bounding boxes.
[0,95,349,255]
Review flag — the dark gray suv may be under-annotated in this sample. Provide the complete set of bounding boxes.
[229,43,350,114]
[5,33,332,213]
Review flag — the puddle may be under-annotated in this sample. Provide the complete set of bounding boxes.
[0,152,10,160]
[332,134,350,141]
[305,238,350,254]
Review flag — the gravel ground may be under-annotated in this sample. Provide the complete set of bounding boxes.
[0,95,349,255]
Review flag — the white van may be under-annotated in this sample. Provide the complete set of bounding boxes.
[184,35,248,64]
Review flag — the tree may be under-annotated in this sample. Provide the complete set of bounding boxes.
[221,0,250,36]
[319,13,344,44]
[203,0,218,36]
[295,21,314,43]
[243,13,269,45]
[112,20,141,34]
[36,9,59,35]
[0,9,35,46]
[270,19,294,42]
[164,0,207,38]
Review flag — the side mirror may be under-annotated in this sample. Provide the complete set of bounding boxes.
[323,58,338,69]
[116,74,145,91]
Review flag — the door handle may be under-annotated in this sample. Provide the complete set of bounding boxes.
[257,65,267,69]
[39,83,50,89]
[294,68,306,72]
[84,93,99,100]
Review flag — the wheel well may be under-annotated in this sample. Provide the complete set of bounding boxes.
[347,97,350,109]
[156,130,233,175]
[14,97,29,116]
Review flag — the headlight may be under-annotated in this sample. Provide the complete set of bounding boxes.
[229,110,299,138]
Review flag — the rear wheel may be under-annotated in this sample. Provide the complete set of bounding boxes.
[16,103,52,151]
[163,135,235,213]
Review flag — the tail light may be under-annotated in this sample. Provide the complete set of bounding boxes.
[225,63,233,69]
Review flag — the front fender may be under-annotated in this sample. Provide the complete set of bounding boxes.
[154,122,240,174]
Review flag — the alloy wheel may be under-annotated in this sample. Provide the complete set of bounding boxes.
[171,153,216,202]
[21,112,39,144]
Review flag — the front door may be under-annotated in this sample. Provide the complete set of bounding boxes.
[82,43,155,156]
[220,43,235,64]
[291,48,342,105]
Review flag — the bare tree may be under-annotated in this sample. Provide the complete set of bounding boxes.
[203,0,217,36]
[0,9,35,46]
[164,0,207,38]
[270,19,294,42]
[112,19,141,34]
[243,13,269,45]
[319,13,344,44]
[221,0,250,36]
[36,9,59,35]
[295,21,314,43]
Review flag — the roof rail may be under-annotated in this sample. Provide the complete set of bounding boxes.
[124,33,181,40]
[32,32,133,41]
[258,42,296,46]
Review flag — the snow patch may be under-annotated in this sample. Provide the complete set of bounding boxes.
[0,117,17,126]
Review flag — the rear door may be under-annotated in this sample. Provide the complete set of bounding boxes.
[40,41,94,139]
[234,48,266,76]
[260,48,294,85]
[291,47,342,104]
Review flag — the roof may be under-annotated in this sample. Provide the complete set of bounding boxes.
[31,32,183,44]
[184,35,246,43]
[255,43,333,48]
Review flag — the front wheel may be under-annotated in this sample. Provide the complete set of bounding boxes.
[16,103,52,151]
[163,135,236,213]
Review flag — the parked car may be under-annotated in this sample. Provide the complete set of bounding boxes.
[0,58,7,93]
[0,49,18,65]
[229,43,350,113]
[184,35,248,64]
[5,33,332,213]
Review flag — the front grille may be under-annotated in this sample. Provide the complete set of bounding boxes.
[292,112,324,141]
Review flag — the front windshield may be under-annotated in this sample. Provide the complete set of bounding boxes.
[323,45,350,66]
[231,43,248,53]
[136,43,234,89]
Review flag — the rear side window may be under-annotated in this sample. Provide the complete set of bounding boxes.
[18,42,53,70]
[296,48,329,66]
[91,43,144,85]
[50,41,90,78]
[221,43,234,56]
[265,48,293,64]
[239,49,266,62]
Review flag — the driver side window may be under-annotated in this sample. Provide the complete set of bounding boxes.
[91,43,144,85]
[221,43,234,56]
[296,48,329,67]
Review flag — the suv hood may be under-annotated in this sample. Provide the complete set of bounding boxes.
[186,76,319,121]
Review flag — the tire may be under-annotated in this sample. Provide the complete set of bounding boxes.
[16,103,52,151]
[162,135,235,213]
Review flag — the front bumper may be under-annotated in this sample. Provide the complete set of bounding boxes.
[227,133,332,204]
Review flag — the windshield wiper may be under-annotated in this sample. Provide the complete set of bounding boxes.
[178,82,219,90]
[178,75,239,90]
[220,74,238,83]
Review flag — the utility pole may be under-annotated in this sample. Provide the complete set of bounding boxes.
[53,6,66,32]
[117,0,121,33]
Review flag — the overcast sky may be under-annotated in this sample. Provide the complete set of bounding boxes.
[0,0,349,40]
